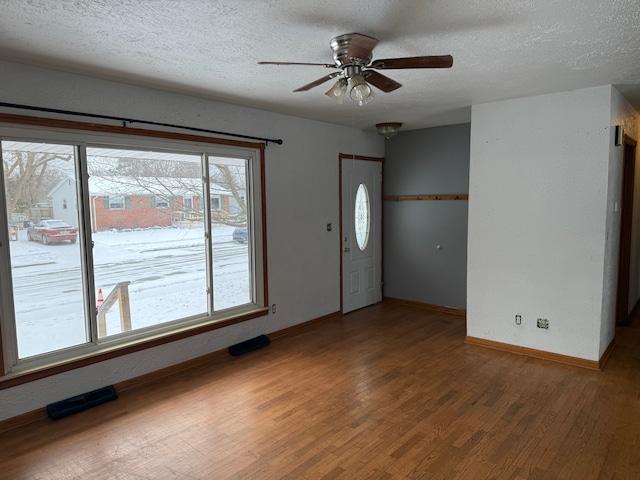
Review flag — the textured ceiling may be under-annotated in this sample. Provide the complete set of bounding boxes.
[0,0,639,132]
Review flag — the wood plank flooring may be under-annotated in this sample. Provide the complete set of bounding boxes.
[1,302,640,479]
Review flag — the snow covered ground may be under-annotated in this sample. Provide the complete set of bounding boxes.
[8,224,250,358]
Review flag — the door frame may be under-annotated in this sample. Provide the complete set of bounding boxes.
[338,153,384,314]
[616,134,638,325]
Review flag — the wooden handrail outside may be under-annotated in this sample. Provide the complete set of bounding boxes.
[97,282,132,337]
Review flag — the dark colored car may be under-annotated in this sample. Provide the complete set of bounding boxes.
[27,219,78,245]
[232,226,248,243]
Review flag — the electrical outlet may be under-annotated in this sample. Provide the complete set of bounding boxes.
[272,304,276,314]
[515,315,522,325]
[537,318,549,329]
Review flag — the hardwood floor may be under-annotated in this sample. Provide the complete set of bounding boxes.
[1,302,640,479]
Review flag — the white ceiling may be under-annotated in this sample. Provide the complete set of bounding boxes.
[1,0,639,133]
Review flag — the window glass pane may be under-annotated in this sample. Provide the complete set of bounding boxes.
[208,155,251,310]
[355,183,370,251]
[2,141,87,358]
[109,196,125,209]
[87,147,207,337]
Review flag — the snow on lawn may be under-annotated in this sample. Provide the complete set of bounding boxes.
[9,224,250,359]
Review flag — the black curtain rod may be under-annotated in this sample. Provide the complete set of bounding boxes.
[0,102,284,145]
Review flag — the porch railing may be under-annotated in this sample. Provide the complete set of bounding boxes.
[97,281,132,337]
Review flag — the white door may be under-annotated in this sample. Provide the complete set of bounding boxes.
[341,157,382,313]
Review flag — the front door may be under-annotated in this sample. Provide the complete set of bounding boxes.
[341,155,382,313]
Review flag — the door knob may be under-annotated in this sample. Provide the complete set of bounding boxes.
[344,247,350,252]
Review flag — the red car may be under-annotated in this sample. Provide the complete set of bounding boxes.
[27,219,78,245]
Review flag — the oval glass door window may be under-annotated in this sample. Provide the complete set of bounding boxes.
[355,183,370,250]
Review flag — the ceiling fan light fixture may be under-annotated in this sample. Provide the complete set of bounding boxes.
[349,74,375,105]
[376,122,403,139]
[355,87,376,106]
[325,78,348,104]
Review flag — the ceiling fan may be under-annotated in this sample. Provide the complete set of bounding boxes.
[258,33,453,105]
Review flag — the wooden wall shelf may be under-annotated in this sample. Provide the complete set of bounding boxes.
[383,194,469,202]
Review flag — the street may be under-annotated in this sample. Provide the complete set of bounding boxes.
[8,226,251,358]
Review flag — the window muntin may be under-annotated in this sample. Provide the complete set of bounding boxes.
[354,183,370,251]
[0,127,265,373]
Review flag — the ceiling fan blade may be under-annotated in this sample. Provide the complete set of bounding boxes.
[346,33,379,62]
[363,70,402,93]
[293,74,339,92]
[258,61,336,68]
[370,55,453,69]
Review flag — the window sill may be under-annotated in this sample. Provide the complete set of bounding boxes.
[0,307,270,390]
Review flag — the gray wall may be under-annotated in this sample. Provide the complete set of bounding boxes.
[383,123,470,309]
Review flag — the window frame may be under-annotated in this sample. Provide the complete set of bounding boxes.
[107,195,126,210]
[151,195,172,209]
[354,183,371,251]
[0,114,269,387]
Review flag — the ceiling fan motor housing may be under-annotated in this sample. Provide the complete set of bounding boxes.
[343,64,363,79]
[330,33,375,68]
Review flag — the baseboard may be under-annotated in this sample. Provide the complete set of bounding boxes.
[384,297,466,317]
[116,349,231,394]
[0,310,341,433]
[465,336,606,370]
[0,408,46,435]
[598,337,616,369]
[269,311,341,339]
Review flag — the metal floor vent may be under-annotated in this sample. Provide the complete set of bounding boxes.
[47,385,118,420]
[228,334,271,356]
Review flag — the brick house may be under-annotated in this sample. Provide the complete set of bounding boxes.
[49,176,243,231]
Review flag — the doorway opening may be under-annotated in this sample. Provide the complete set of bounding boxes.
[616,135,638,326]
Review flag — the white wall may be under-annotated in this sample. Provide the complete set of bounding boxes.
[467,86,614,361]
[0,61,384,420]
[50,179,79,227]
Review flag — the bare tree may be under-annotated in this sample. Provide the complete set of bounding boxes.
[3,150,71,217]
[89,156,248,226]
[211,164,247,225]
[89,157,200,178]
